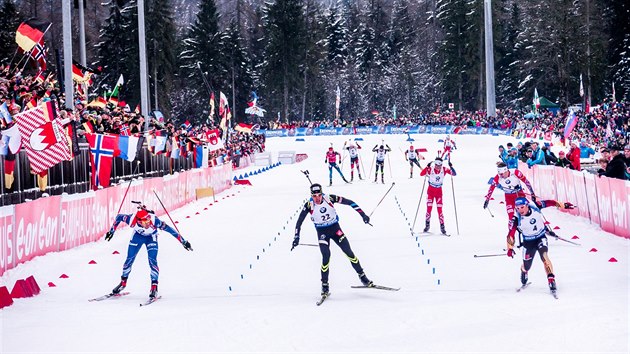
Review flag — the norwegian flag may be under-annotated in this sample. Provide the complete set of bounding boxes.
[119,124,130,136]
[85,133,119,189]
[15,101,72,174]
[29,39,46,71]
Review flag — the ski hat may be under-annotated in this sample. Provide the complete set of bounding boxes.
[558,151,566,156]
[328,147,333,151]
[497,165,508,174]
[135,209,151,222]
[410,145,414,150]
[310,183,323,195]
[434,157,443,166]
[379,145,384,149]
[515,197,529,207]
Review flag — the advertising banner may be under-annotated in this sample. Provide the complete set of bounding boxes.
[594,175,615,234]
[13,196,62,265]
[0,205,15,276]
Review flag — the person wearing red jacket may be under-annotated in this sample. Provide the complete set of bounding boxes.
[507,197,574,296]
[419,157,456,235]
[484,162,536,231]
[567,141,581,171]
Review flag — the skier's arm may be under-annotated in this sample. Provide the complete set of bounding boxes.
[372,145,378,152]
[446,161,457,176]
[111,214,133,230]
[331,195,370,224]
[506,216,519,254]
[105,213,133,241]
[154,217,191,249]
[419,165,431,177]
[537,199,575,210]
[483,176,499,208]
[292,202,311,250]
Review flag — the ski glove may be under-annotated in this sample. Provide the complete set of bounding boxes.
[291,236,300,251]
[448,161,453,168]
[560,202,575,209]
[361,213,370,224]
[182,240,193,251]
[483,199,489,209]
[507,248,516,258]
[105,229,114,242]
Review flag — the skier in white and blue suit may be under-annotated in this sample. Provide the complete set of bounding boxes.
[105,205,193,299]
[292,183,373,296]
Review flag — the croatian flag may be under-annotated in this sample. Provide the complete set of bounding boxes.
[563,110,578,139]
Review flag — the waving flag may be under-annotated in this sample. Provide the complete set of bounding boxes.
[579,74,584,97]
[563,110,578,139]
[234,123,259,134]
[15,18,51,52]
[205,129,224,152]
[533,88,540,113]
[209,92,215,122]
[16,101,72,174]
[245,91,266,117]
[118,135,143,161]
[85,133,118,189]
[29,39,47,71]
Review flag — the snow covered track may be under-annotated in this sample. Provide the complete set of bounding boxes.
[1,134,628,353]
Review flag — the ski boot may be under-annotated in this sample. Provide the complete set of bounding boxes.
[359,174,363,180]
[410,172,413,179]
[350,173,354,182]
[423,220,430,233]
[440,223,447,235]
[328,179,333,187]
[547,274,556,291]
[359,272,373,287]
[521,271,528,285]
[149,283,158,299]
[381,176,385,184]
[321,282,330,296]
[112,276,127,294]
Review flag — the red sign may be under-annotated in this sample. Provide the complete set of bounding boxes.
[608,178,630,238]
[594,176,615,234]
[13,196,62,264]
[0,206,15,276]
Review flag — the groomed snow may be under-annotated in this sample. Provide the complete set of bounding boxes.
[1,134,628,353]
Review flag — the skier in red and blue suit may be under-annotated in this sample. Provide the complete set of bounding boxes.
[104,205,193,299]
[325,146,350,186]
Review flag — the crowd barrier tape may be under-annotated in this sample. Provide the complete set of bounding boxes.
[259,125,512,138]
[0,164,233,277]
[519,162,629,239]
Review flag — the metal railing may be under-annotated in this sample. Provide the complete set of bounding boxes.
[0,143,195,206]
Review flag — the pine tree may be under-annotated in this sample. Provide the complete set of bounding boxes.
[0,0,22,63]
[179,0,227,121]
[146,0,177,117]
[96,0,139,104]
[223,19,252,124]
[261,0,306,122]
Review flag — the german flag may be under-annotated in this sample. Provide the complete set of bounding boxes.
[87,97,107,108]
[15,18,50,52]
[72,63,92,83]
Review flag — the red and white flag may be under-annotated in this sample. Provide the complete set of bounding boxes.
[205,129,224,152]
[15,101,72,174]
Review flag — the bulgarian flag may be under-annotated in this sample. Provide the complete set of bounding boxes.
[108,74,124,104]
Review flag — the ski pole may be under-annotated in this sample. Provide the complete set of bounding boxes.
[473,253,507,258]
[450,174,459,235]
[411,176,428,233]
[486,205,494,218]
[368,182,396,218]
[300,170,312,184]
[299,243,319,247]
[153,189,182,234]
[111,161,141,230]
[539,209,581,246]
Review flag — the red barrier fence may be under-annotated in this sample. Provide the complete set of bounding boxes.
[519,162,629,239]
[0,164,232,277]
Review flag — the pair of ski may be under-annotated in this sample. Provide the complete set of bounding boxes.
[316,284,400,306]
[416,231,451,237]
[516,282,558,299]
[88,292,161,306]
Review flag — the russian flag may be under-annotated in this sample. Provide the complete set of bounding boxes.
[118,135,142,161]
[563,110,578,139]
